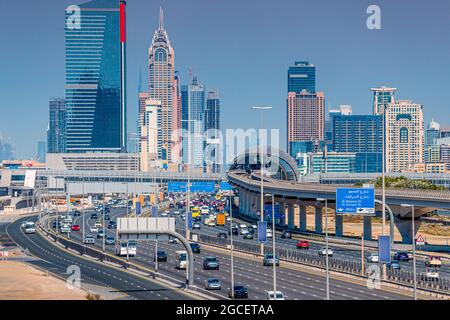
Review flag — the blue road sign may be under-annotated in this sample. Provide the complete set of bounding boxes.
[336,188,375,215]
[168,182,187,193]
[257,221,267,243]
[264,204,282,219]
[187,212,193,230]
[220,182,233,191]
[135,202,141,215]
[378,235,391,263]
[190,182,215,193]
[151,206,158,218]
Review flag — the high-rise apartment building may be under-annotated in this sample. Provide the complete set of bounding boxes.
[65,0,127,153]
[287,61,316,93]
[287,91,325,156]
[371,86,396,115]
[332,115,383,173]
[385,100,424,173]
[139,99,161,171]
[148,8,175,161]
[181,77,205,167]
[47,98,66,153]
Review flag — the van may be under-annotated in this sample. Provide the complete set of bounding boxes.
[176,250,187,269]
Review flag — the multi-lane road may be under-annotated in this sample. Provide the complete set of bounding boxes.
[5,216,194,300]
[61,206,418,300]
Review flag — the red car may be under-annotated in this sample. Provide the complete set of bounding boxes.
[71,224,80,231]
[296,240,310,249]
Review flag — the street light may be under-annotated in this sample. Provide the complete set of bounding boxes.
[265,193,277,295]
[316,197,330,300]
[251,105,272,255]
[401,203,417,300]
[229,189,235,299]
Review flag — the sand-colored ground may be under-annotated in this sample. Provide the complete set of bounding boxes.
[0,261,87,300]
[291,207,450,245]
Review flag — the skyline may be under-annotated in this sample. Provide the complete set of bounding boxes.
[2,0,450,158]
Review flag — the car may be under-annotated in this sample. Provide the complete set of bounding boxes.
[90,226,99,233]
[52,221,61,229]
[318,247,333,257]
[155,250,167,262]
[104,215,111,221]
[228,227,239,236]
[247,226,254,234]
[218,232,228,239]
[94,221,102,228]
[169,203,175,209]
[90,213,98,220]
[394,251,410,262]
[267,230,273,238]
[194,216,202,222]
[84,235,95,244]
[228,285,248,299]
[251,224,258,230]
[296,240,310,249]
[72,210,81,217]
[425,256,442,268]
[192,222,201,230]
[240,228,249,235]
[239,224,247,229]
[266,291,285,300]
[367,253,379,263]
[160,212,169,217]
[425,268,439,281]
[169,238,180,244]
[96,230,105,238]
[205,278,222,290]
[387,259,401,270]
[243,233,254,240]
[190,243,201,254]
[281,230,292,239]
[60,225,71,233]
[203,256,219,270]
[24,225,36,234]
[263,254,280,266]
[108,221,117,229]
[105,236,115,245]
[71,224,80,231]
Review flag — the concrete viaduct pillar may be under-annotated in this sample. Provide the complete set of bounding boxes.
[279,202,287,226]
[363,215,372,241]
[394,217,421,244]
[335,213,343,237]
[299,205,307,232]
[287,203,295,230]
[315,206,323,234]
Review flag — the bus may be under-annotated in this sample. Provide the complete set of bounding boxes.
[191,207,201,218]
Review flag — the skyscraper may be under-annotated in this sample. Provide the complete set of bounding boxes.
[148,7,175,161]
[287,90,325,156]
[426,119,441,146]
[204,91,221,173]
[204,91,220,133]
[385,100,424,173]
[172,71,182,163]
[47,98,66,153]
[333,115,383,173]
[140,99,161,171]
[37,141,47,163]
[181,77,205,167]
[65,0,127,153]
[370,86,396,115]
[287,61,316,93]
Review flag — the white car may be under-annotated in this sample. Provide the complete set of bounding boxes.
[425,268,439,281]
[90,227,99,233]
[173,211,180,215]
[60,225,71,233]
[266,291,285,300]
[252,224,258,229]
[367,253,379,263]
[240,228,249,235]
[239,224,247,229]
[267,230,273,238]
[160,212,169,217]
[84,235,96,244]
[24,226,36,234]
[318,247,333,257]
[94,221,102,228]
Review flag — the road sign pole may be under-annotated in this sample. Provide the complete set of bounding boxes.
[325,199,329,300]
[230,192,234,299]
[272,194,276,293]
[361,231,365,276]
[412,204,417,300]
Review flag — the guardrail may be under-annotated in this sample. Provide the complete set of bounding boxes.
[193,232,450,296]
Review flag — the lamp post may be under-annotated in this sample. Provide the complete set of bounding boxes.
[230,190,235,299]
[251,105,272,255]
[401,203,417,300]
[316,197,330,300]
[265,193,277,294]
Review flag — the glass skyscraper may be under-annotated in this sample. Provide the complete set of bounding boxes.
[204,91,220,133]
[181,77,205,167]
[333,115,383,173]
[287,61,316,93]
[371,86,396,115]
[426,119,440,146]
[65,0,126,153]
[47,98,66,153]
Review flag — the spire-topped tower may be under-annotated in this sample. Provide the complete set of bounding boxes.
[159,6,164,30]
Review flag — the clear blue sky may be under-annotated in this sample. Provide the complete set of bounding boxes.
[1,0,450,158]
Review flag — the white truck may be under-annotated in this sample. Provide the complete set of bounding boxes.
[115,240,137,257]
[176,250,187,269]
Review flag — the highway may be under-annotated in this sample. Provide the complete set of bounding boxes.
[61,207,415,300]
[6,216,194,300]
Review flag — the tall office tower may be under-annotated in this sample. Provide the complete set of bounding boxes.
[172,71,182,163]
[426,119,441,146]
[0,138,14,161]
[148,7,175,161]
[370,86,396,115]
[385,100,424,173]
[204,91,220,132]
[137,92,150,152]
[440,126,450,138]
[287,61,316,93]
[287,90,325,156]
[325,105,353,146]
[333,115,383,173]
[37,141,47,162]
[65,0,127,153]
[139,99,161,171]
[47,98,66,153]
[204,91,221,173]
[181,77,205,167]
